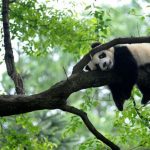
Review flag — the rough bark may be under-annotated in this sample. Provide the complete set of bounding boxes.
[0,69,149,117]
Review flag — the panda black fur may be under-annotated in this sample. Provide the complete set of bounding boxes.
[85,43,150,111]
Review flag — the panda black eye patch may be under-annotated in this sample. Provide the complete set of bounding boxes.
[99,53,106,59]
[85,65,91,71]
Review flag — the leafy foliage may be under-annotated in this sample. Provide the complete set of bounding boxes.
[78,138,105,150]
[0,115,57,149]
[9,0,111,58]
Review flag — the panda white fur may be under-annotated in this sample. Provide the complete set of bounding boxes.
[85,43,150,111]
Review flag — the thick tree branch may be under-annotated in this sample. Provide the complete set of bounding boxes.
[0,71,115,116]
[2,0,24,94]
[0,67,149,117]
[0,71,121,149]
[72,36,150,74]
[60,105,120,150]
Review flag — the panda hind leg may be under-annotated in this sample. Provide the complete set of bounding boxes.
[138,84,150,104]
[109,84,130,111]
[142,95,150,104]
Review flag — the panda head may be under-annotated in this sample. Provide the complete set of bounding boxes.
[85,48,114,71]
[92,49,114,71]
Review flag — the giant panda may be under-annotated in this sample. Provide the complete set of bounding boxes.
[85,43,150,111]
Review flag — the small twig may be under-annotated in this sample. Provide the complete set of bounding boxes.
[132,99,150,129]
[63,66,69,81]
[136,23,140,37]
[128,144,142,150]
[60,105,120,150]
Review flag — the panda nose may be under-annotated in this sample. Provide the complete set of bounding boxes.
[103,62,107,68]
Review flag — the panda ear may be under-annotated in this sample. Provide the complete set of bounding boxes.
[85,65,91,71]
[91,42,101,48]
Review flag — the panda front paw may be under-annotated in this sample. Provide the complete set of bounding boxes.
[114,100,124,111]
